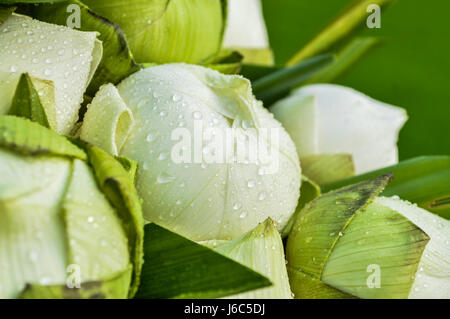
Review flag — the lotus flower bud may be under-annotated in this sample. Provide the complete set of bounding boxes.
[80,64,301,241]
[0,116,143,299]
[270,84,408,175]
[286,175,450,299]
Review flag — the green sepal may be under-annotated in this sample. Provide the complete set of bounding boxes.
[204,50,243,75]
[8,73,50,128]
[29,0,141,95]
[76,142,144,298]
[288,270,356,299]
[282,175,321,238]
[0,115,86,159]
[20,266,132,299]
[115,156,139,184]
[0,5,15,23]
[135,223,272,299]
[301,153,355,185]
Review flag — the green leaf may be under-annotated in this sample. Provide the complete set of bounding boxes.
[323,156,450,219]
[29,0,141,96]
[135,223,272,299]
[252,54,334,106]
[0,115,86,159]
[305,37,380,84]
[301,153,355,185]
[77,143,144,298]
[285,0,393,66]
[20,266,132,299]
[8,73,50,128]
[334,0,450,159]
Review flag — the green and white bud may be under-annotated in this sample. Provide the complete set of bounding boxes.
[0,116,143,299]
[286,175,450,299]
[0,14,102,134]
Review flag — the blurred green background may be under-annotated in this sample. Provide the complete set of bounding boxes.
[262,0,450,160]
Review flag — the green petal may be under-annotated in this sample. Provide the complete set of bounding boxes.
[20,266,132,299]
[0,149,71,298]
[0,115,86,159]
[287,174,392,278]
[62,159,130,282]
[83,0,225,64]
[301,153,355,185]
[321,200,429,298]
[216,219,292,299]
[8,73,50,128]
[79,143,144,298]
[286,174,431,299]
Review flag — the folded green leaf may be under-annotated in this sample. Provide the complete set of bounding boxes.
[8,73,50,128]
[323,156,450,219]
[135,223,271,299]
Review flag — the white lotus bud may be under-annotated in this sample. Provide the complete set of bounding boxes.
[270,84,408,175]
[80,64,301,241]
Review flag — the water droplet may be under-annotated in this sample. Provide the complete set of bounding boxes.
[10,65,17,72]
[157,172,175,184]
[193,111,202,120]
[158,152,168,161]
[258,192,266,201]
[247,179,256,188]
[87,216,94,223]
[44,69,52,76]
[172,94,182,102]
[233,203,242,210]
[239,211,248,219]
[146,133,156,142]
